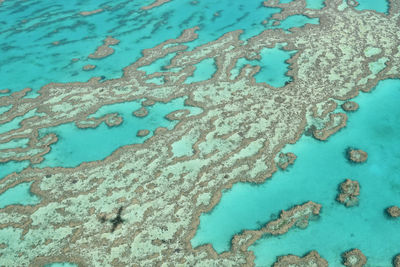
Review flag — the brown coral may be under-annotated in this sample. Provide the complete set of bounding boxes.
[386,206,400,218]
[393,254,400,267]
[347,149,368,163]
[137,129,150,137]
[273,250,328,267]
[82,64,96,71]
[341,101,359,112]
[342,248,367,267]
[277,152,297,170]
[336,179,360,207]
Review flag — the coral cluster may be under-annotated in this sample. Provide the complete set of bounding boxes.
[336,179,360,207]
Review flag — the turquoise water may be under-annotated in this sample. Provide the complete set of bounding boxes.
[268,15,319,32]
[37,97,202,168]
[0,105,12,115]
[0,0,323,94]
[185,58,217,84]
[0,181,40,208]
[0,138,30,150]
[0,109,39,135]
[138,52,181,75]
[192,79,400,266]
[306,0,325,9]
[0,0,284,93]
[231,44,296,87]
[0,161,30,180]
[0,98,201,205]
[355,0,389,13]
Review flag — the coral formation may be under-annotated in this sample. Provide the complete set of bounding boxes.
[265,201,321,235]
[312,113,347,141]
[133,107,148,117]
[347,149,368,163]
[82,64,96,71]
[341,101,359,112]
[386,206,400,218]
[277,152,297,170]
[393,254,400,267]
[231,202,322,253]
[336,179,360,207]
[79,8,103,16]
[273,250,328,267]
[342,248,367,267]
[88,36,120,59]
[136,129,150,137]
[1,0,400,265]
[141,0,171,10]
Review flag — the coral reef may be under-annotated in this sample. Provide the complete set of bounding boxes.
[273,250,328,267]
[393,254,400,267]
[341,101,359,112]
[141,0,171,10]
[342,248,367,267]
[88,36,120,59]
[136,129,150,137]
[1,0,400,265]
[82,64,96,71]
[386,206,400,218]
[79,8,103,16]
[313,113,347,141]
[347,149,368,163]
[133,107,148,117]
[231,202,322,253]
[277,152,297,170]
[265,201,321,235]
[336,179,360,207]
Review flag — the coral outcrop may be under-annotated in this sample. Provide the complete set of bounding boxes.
[341,101,359,112]
[336,179,360,207]
[137,129,150,137]
[82,64,96,71]
[347,149,368,163]
[312,113,347,141]
[88,36,120,59]
[386,206,400,218]
[393,254,400,267]
[265,201,321,235]
[273,251,328,267]
[277,152,297,170]
[133,107,148,117]
[342,249,367,267]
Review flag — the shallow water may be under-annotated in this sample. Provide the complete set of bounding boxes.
[0,161,30,180]
[355,0,389,13]
[0,105,12,115]
[270,15,319,31]
[0,0,283,93]
[0,138,29,150]
[0,181,40,208]
[230,44,296,87]
[138,52,181,75]
[306,0,325,9]
[185,58,217,84]
[37,97,202,168]
[192,79,400,266]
